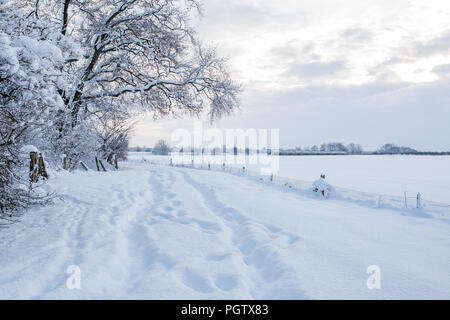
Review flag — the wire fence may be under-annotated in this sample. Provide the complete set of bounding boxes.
[126,157,450,220]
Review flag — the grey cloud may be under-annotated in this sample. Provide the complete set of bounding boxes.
[214,78,450,151]
[269,45,299,61]
[136,1,450,151]
[432,64,450,76]
[412,29,450,56]
[269,40,316,61]
[132,78,450,151]
[368,57,412,80]
[284,60,347,80]
[249,80,409,107]
[198,1,306,38]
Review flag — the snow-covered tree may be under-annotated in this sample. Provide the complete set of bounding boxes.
[326,142,347,152]
[94,108,133,164]
[27,0,240,146]
[320,143,327,152]
[6,0,239,166]
[347,143,363,154]
[153,139,170,155]
[1,0,240,214]
[0,1,65,215]
[378,143,417,154]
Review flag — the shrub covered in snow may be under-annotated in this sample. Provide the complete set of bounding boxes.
[313,174,333,198]
[0,4,63,217]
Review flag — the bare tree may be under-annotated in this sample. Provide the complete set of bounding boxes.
[326,142,347,152]
[153,139,170,155]
[347,143,363,154]
[94,109,134,163]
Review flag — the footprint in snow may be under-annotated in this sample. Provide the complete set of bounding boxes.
[205,253,229,262]
[164,205,174,212]
[181,268,214,294]
[172,200,182,207]
[177,210,188,217]
[194,220,222,234]
[167,193,176,199]
[215,274,239,291]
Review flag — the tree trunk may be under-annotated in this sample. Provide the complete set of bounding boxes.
[29,152,38,182]
[61,0,71,35]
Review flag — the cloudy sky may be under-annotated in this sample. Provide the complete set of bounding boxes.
[132,0,450,151]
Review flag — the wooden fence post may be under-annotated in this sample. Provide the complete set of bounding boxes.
[404,191,408,209]
[417,193,422,209]
[63,155,67,170]
[80,161,89,171]
[377,195,382,207]
[95,157,100,171]
[99,160,107,172]
[30,152,38,182]
[114,155,119,170]
[38,153,48,179]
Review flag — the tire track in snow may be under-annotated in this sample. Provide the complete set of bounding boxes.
[180,169,307,299]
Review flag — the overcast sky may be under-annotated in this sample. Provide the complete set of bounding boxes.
[131,0,450,151]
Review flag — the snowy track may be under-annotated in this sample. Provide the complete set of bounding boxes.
[1,163,449,299]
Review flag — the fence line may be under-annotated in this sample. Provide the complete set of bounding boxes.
[126,157,450,218]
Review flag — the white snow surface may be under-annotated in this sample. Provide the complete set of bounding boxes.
[313,178,330,193]
[1,162,449,299]
[13,36,63,63]
[0,33,19,75]
[130,153,450,204]
[20,145,39,154]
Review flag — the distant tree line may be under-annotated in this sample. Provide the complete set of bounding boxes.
[129,146,153,153]
[130,140,171,155]
[375,144,417,154]
[281,143,449,155]
[289,142,364,154]
[130,141,450,156]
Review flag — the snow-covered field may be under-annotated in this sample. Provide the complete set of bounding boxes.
[1,160,449,299]
[129,153,450,204]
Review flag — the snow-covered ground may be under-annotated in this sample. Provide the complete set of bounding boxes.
[129,153,450,204]
[1,161,449,299]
